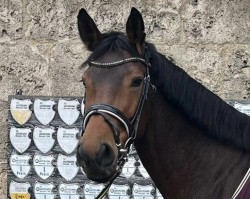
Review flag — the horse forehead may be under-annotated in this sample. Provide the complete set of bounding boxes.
[83,50,146,89]
[87,66,126,84]
[86,63,145,83]
[97,49,132,62]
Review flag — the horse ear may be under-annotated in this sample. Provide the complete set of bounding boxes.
[77,8,102,51]
[126,7,146,55]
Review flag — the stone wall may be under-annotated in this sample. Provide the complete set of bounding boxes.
[0,0,249,197]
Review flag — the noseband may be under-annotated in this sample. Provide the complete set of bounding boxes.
[81,57,152,198]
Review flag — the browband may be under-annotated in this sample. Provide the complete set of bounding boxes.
[88,57,150,68]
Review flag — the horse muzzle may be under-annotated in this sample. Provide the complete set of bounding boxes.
[77,143,118,183]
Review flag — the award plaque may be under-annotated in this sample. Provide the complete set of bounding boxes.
[122,156,136,178]
[34,182,54,199]
[234,102,250,116]
[58,99,80,125]
[59,183,80,199]
[156,189,164,199]
[10,127,31,153]
[57,127,79,154]
[84,183,104,199]
[10,98,32,125]
[57,154,78,181]
[108,184,130,199]
[132,184,154,199]
[10,152,31,179]
[138,160,150,179]
[33,154,54,180]
[34,99,56,125]
[33,126,55,153]
[9,181,31,199]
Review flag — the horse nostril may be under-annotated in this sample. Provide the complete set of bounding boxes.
[97,144,115,167]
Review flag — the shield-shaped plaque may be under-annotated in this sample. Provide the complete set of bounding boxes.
[57,127,79,154]
[132,183,154,199]
[34,182,54,199]
[33,154,54,180]
[84,183,104,199]
[138,160,150,179]
[10,98,32,125]
[156,189,164,199]
[10,152,31,179]
[10,127,31,153]
[59,183,80,199]
[33,126,55,153]
[122,156,136,178]
[34,98,56,125]
[9,181,31,199]
[108,184,130,199]
[81,98,85,116]
[58,99,80,125]
[234,102,250,116]
[57,154,78,181]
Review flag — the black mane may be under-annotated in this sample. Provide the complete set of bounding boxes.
[147,43,250,152]
[86,33,250,151]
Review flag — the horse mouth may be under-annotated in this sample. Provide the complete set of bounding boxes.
[77,152,117,183]
[86,172,115,183]
[81,163,117,183]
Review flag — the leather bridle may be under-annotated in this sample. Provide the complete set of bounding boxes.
[81,57,152,198]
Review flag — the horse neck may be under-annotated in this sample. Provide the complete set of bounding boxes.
[135,89,250,199]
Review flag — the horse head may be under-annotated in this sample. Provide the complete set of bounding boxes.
[76,8,150,183]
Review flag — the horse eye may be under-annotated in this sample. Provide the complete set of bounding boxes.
[131,78,143,87]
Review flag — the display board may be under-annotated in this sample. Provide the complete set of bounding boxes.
[7,96,250,199]
[7,95,164,199]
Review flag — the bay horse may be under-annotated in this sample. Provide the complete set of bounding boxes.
[76,7,250,199]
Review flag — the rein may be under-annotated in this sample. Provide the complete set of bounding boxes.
[81,57,152,198]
